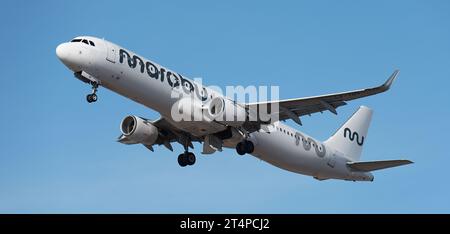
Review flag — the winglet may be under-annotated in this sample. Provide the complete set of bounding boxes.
[382,69,399,90]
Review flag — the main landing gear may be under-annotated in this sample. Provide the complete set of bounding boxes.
[236,140,254,155]
[178,151,196,167]
[86,82,99,103]
[177,138,196,167]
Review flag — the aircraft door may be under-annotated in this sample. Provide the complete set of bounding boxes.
[106,41,117,63]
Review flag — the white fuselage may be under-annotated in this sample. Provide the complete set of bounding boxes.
[56,36,373,181]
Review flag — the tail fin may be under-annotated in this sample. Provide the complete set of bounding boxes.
[325,106,373,161]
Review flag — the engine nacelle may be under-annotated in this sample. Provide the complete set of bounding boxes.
[120,115,159,145]
[207,97,247,126]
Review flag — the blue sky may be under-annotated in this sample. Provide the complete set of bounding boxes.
[1,0,449,213]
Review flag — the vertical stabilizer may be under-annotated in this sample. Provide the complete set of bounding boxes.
[325,106,373,161]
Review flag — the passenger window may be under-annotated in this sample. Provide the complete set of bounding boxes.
[82,39,89,45]
[89,41,95,46]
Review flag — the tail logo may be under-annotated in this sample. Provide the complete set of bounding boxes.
[344,128,364,146]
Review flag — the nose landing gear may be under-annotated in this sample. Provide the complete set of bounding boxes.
[86,82,99,103]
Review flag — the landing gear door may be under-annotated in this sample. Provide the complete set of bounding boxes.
[106,41,117,63]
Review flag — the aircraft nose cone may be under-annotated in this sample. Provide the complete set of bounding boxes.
[56,43,69,61]
[56,43,80,71]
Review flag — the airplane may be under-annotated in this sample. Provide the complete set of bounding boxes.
[56,36,412,182]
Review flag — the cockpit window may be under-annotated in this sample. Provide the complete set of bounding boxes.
[70,38,96,47]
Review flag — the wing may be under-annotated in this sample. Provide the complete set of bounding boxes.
[118,117,201,152]
[245,70,399,125]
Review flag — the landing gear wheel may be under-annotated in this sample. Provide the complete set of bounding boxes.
[186,152,196,166]
[86,82,99,103]
[86,94,98,103]
[236,140,254,155]
[178,152,195,167]
[244,140,254,154]
[236,142,246,155]
[178,153,188,167]
[90,93,97,102]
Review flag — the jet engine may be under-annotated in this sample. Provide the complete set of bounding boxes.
[120,115,159,145]
[207,97,247,126]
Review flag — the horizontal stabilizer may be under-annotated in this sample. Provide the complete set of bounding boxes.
[347,159,413,172]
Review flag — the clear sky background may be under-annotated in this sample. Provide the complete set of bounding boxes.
[1,0,449,213]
